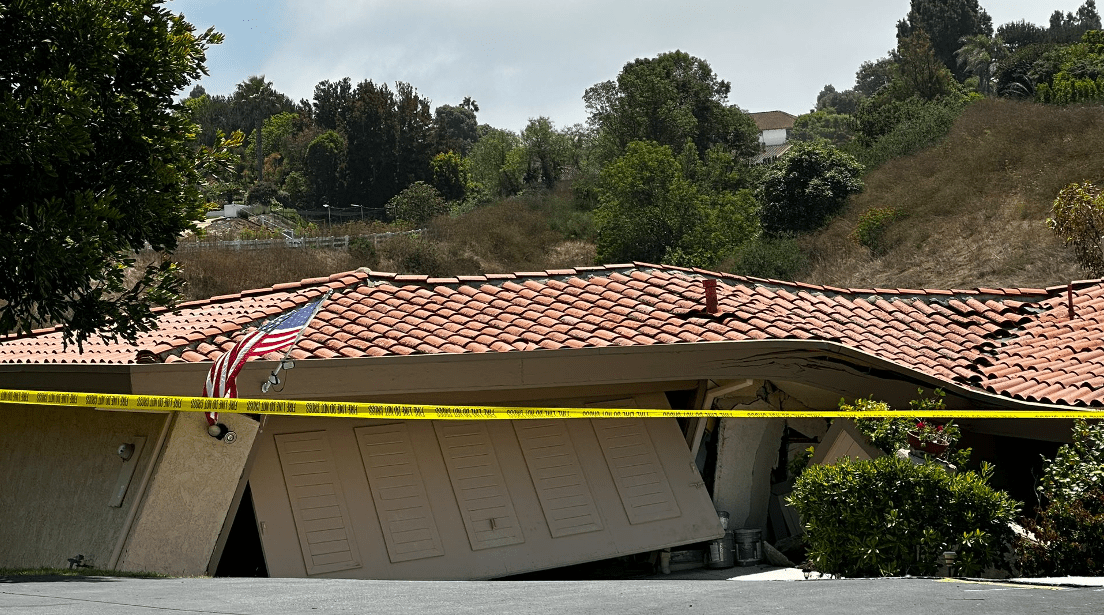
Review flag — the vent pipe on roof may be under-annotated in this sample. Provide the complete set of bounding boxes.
[1068,282,1075,320]
[703,279,718,314]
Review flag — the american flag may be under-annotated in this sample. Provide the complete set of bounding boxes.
[202,293,330,399]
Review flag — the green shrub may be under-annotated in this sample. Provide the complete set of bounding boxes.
[385,182,449,225]
[759,141,864,236]
[850,206,907,253]
[376,234,480,277]
[849,96,968,170]
[1018,419,1104,576]
[348,236,379,268]
[790,457,1019,577]
[722,235,807,280]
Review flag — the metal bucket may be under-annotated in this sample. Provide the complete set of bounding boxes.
[734,528,762,566]
[706,531,735,569]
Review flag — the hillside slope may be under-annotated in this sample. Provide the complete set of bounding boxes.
[801,99,1098,290]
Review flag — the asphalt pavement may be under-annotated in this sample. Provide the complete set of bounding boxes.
[2,568,1102,615]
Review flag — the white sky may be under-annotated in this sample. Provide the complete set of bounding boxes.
[169,0,1073,132]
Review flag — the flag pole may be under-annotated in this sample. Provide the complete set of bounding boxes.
[262,289,334,393]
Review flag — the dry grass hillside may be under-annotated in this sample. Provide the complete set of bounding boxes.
[801,98,1099,289]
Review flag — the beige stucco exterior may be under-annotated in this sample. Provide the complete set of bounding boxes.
[0,404,165,569]
[118,411,259,576]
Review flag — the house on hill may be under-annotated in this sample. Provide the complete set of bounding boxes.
[1,264,1100,579]
[749,110,797,164]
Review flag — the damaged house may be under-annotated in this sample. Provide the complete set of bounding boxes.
[1,264,1100,578]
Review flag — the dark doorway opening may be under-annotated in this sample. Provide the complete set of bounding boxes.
[215,483,268,577]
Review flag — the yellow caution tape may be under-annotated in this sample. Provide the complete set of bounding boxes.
[0,388,1099,420]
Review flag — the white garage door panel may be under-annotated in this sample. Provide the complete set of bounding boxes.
[255,416,723,580]
[591,418,681,524]
[514,420,604,538]
[355,424,445,563]
[274,432,362,575]
[434,422,525,550]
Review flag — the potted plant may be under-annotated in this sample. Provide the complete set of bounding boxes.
[907,420,957,456]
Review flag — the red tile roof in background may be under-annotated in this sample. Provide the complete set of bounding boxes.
[2,264,1102,407]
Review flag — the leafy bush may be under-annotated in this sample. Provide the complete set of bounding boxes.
[849,96,969,170]
[722,235,807,280]
[759,141,864,235]
[376,233,480,277]
[850,206,907,253]
[790,457,1019,577]
[1018,419,1104,576]
[385,181,449,225]
[1048,182,1104,276]
[348,236,379,269]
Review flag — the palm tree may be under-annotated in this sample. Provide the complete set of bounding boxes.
[956,34,1007,96]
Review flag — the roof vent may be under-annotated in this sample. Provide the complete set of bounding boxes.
[703,279,718,314]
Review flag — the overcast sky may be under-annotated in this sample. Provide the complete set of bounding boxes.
[170,0,1072,131]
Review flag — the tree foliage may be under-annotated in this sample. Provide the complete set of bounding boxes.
[584,50,758,161]
[432,104,478,155]
[430,151,471,202]
[891,29,960,101]
[0,0,220,346]
[518,117,572,189]
[759,141,865,235]
[1048,181,1104,275]
[792,110,854,146]
[896,0,993,80]
[855,57,896,97]
[815,84,864,115]
[468,126,524,198]
[594,141,757,267]
[1034,30,1104,104]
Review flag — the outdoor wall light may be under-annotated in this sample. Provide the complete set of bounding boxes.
[207,423,229,439]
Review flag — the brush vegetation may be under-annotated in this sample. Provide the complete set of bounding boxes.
[167,98,1100,300]
[801,98,1091,289]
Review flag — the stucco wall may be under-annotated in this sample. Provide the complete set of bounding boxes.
[0,404,166,569]
[711,418,785,531]
[118,411,258,576]
[760,128,788,146]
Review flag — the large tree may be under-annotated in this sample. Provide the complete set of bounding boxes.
[0,0,220,346]
[897,0,993,80]
[583,50,758,161]
[595,140,757,267]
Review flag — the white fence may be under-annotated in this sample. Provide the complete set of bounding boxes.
[177,229,425,252]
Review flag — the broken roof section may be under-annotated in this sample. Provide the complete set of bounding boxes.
[1,264,1102,407]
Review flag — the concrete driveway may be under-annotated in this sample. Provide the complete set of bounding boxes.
[2,569,1103,615]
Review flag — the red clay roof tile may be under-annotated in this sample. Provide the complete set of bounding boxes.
[5,264,1104,407]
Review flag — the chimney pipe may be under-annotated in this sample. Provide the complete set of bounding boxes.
[1068,282,1075,320]
[703,279,718,314]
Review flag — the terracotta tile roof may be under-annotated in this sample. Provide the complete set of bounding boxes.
[749,110,797,131]
[3,264,1104,407]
